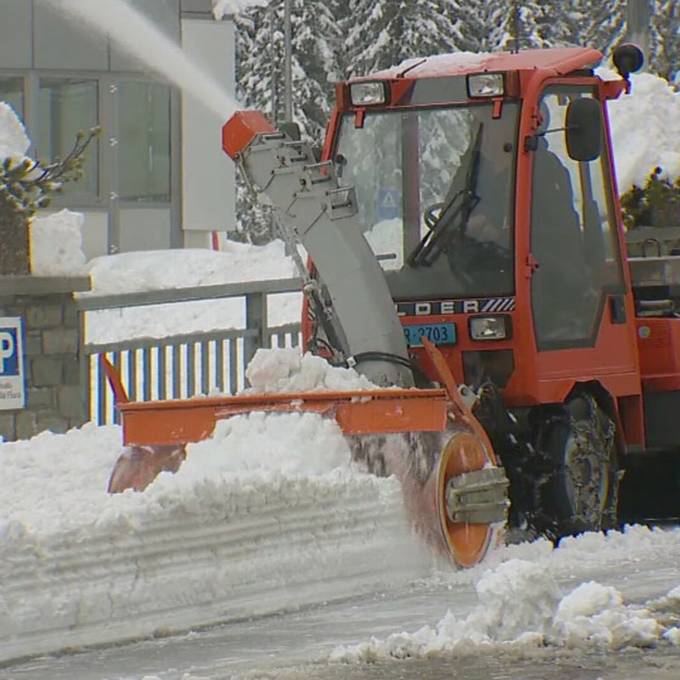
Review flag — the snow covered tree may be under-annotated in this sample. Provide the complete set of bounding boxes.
[649,0,680,84]
[0,128,97,275]
[344,0,461,78]
[535,0,626,53]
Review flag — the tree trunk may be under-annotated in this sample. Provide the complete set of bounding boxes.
[0,208,30,275]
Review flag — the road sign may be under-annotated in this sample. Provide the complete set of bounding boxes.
[0,317,25,410]
[376,187,400,221]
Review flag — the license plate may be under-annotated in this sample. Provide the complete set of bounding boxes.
[403,323,456,347]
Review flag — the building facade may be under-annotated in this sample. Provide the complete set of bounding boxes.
[0,0,236,258]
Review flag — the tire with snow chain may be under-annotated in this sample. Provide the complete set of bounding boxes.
[540,393,619,537]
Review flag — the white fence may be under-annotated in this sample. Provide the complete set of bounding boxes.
[77,278,303,425]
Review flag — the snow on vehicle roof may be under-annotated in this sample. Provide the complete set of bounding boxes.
[356,47,604,81]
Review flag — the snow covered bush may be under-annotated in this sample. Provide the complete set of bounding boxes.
[0,102,97,275]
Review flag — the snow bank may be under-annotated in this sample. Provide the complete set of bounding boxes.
[30,209,87,276]
[245,348,377,393]
[330,558,674,662]
[0,101,29,160]
[603,69,680,192]
[0,418,430,663]
[83,239,301,343]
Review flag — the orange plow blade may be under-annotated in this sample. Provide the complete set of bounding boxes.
[103,340,509,567]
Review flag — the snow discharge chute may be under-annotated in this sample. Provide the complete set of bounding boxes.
[104,110,510,568]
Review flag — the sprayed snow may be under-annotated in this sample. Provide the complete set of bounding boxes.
[245,348,377,393]
[30,209,87,276]
[0,101,29,160]
[45,0,235,119]
[330,558,671,662]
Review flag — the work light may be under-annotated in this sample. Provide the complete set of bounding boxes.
[467,73,505,98]
[350,82,388,106]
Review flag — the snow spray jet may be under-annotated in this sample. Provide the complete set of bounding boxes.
[42,0,238,120]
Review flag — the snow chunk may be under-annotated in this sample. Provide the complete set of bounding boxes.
[0,102,29,160]
[245,348,377,393]
[30,209,87,276]
[330,558,666,662]
[553,581,660,649]
[664,627,680,646]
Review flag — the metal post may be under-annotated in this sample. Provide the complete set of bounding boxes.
[269,4,278,125]
[627,0,651,65]
[284,0,293,122]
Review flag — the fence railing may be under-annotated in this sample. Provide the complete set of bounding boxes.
[77,278,303,425]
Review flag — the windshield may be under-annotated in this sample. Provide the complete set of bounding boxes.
[336,103,518,300]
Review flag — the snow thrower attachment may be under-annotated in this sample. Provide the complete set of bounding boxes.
[105,337,509,568]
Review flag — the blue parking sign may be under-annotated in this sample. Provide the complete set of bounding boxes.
[0,318,25,410]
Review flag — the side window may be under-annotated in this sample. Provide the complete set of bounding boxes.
[531,87,624,350]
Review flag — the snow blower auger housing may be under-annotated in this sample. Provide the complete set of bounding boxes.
[107,43,680,566]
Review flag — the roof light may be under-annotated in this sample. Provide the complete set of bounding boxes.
[469,316,509,341]
[467,73,504,98]
[350,82,388,106]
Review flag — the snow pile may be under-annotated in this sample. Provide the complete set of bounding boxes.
[330,559,672,662]
[603,70,680,191]
[30,209,87,276]
[245,348,377,393]
[0,418,429,663]
[84,239,296,296]
[0,101,29,160]
[83,239,301,343]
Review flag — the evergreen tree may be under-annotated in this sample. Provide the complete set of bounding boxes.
[649,0,680,84]
[344,0,459,78]
[536,0,626,54]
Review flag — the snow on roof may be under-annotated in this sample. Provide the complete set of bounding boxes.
[360,47,604,81]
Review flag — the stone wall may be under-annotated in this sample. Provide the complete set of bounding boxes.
[0,276,91,441]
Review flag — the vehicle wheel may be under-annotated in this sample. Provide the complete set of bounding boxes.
[539,393,619,537]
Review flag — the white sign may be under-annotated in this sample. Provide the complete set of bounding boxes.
[0,317,26,410]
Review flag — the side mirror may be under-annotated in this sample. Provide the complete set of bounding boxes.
[565,98,602,162]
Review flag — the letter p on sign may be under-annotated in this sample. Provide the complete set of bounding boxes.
[0,330,16,375]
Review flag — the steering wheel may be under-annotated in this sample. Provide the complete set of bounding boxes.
[423,202,445,231]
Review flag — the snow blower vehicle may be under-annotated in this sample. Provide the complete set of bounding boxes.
[105,43,680,567]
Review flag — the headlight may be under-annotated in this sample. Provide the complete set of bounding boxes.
[350,81,388,106]
[467,73,504,98]
[469,315,510,341]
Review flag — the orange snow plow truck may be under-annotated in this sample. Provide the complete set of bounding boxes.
[105,44,680,568]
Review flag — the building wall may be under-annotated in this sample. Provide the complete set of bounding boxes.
[0,0,236,258]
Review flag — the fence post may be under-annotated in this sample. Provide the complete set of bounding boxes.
[244,291,268,380]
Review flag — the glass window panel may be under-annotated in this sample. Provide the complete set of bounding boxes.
[38,78,99,198]
[118,81,171,202]
[0,77,24,121]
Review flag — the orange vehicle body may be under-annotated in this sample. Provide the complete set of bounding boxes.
[306,46,652,452]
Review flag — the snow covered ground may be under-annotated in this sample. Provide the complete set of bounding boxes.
[2,50,680,680]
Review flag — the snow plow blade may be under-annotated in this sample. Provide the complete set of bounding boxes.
[104,339,508,567]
